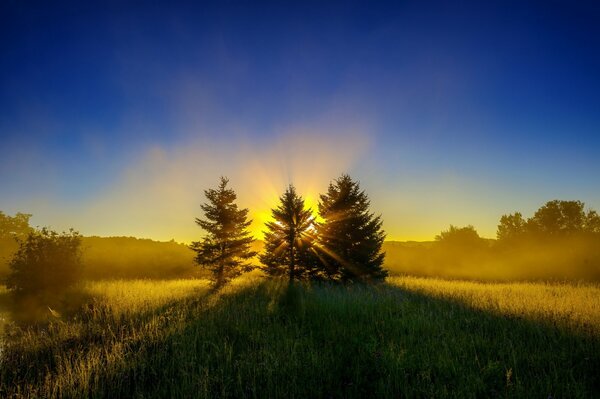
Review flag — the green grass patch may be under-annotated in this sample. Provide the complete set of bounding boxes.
[1,279,598,398]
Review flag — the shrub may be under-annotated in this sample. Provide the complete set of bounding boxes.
[6,228,83,297]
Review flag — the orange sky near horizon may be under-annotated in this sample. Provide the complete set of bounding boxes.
[5,133,598,245]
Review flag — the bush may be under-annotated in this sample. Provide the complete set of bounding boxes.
[6,228,83,297]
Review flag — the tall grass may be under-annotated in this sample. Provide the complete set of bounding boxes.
[81,279,211,315]
[0,285,9,339]
[389,276,600,334]
[1,278,598,398]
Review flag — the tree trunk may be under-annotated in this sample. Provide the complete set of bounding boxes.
[289,238,295,283]
[216,245,225,288]
[216,266,224,287]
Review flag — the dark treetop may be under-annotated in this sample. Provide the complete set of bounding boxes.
[316,174,387,283]
[190,177,256,287]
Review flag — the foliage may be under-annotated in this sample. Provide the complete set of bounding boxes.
[0,211,33,239]
[260,185,319,281]
[316,174,387,282]
[1,278,598,398]
[190,177,256,287]
[418,226,490,276]
[384,235,600,282]
[586,210,600,233]
[1,214,201,281]
[496,212,527,241]
[6,228,82,296]
[435,225,487,248]
[497,200,600,240]
[0,211,34,280]
[529,200,587,235]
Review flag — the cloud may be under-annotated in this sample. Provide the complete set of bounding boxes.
[78,126,370,242]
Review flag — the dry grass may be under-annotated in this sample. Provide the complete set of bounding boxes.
[389,276,600,334]
[80,279,211,315]
[1,277,599,398]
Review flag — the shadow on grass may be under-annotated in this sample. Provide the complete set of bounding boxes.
[0,288,11,318]
[0,285,212,391]
[2,280,599,398]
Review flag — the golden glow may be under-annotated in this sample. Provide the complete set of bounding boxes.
[383,234,600,281]
[54,129,369,243]
[390,276,600,333]
[251,193,322,239]
[20,130,536,243]
[305,217,318,234]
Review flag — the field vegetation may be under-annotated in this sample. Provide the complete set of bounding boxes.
[1,277,598,398]
[1,192,599,397]
[390,276,600,334]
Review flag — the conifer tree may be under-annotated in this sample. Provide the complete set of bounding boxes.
[260,185,318,282]
[315,174,387,282]
[190,177,256,287]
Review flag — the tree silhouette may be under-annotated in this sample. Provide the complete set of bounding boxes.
[496,200,600,243]
[7,228,82,296]
[436,225,486,248]
[315,174,387,283]
[190,177,256,288]
[528,200,587,235]
[496,212,527,241]
[260,185,317,282]
[585,210,600,234]
[0,211,33,239]
[1,212,34,277]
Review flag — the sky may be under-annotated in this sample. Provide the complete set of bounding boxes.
[1,1,599,242]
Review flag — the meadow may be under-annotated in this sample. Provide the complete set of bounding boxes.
[1,277,598,398]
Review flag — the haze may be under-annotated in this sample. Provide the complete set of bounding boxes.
[1,2,599,242]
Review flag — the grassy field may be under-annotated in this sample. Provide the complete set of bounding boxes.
[390,276,600,335]
[1,277,599,398]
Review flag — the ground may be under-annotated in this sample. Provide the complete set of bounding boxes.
[0,277,598,398]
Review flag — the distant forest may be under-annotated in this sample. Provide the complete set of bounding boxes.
[1,197,599,283]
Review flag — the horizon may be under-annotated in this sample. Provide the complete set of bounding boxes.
[2,1,599,242]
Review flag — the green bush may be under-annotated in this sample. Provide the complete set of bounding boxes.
[6,228,83,296]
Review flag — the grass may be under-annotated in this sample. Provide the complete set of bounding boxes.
[389,276,600,335]
[0,277,598,398]
[0,285,9,339]
[80,279,211,315]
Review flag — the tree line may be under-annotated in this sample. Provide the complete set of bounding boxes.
[1,173,388,299]
[433,199,600,248]
[190,174,387,288]
[380,200,600,282]
[2,184,600,297]
[497,200,600,241]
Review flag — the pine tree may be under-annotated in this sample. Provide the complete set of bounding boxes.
[190,177,256,288]
[260,185,319,282]
[315,174,387,283]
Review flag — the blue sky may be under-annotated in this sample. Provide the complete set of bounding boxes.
[1,1,599,241]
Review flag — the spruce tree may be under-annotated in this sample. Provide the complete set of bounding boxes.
[190,177,256,287]
[260,185,319,282]
[316,174,387,282]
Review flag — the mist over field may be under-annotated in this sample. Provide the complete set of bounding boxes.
[2,1,600,397]
[4,236,599,284]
